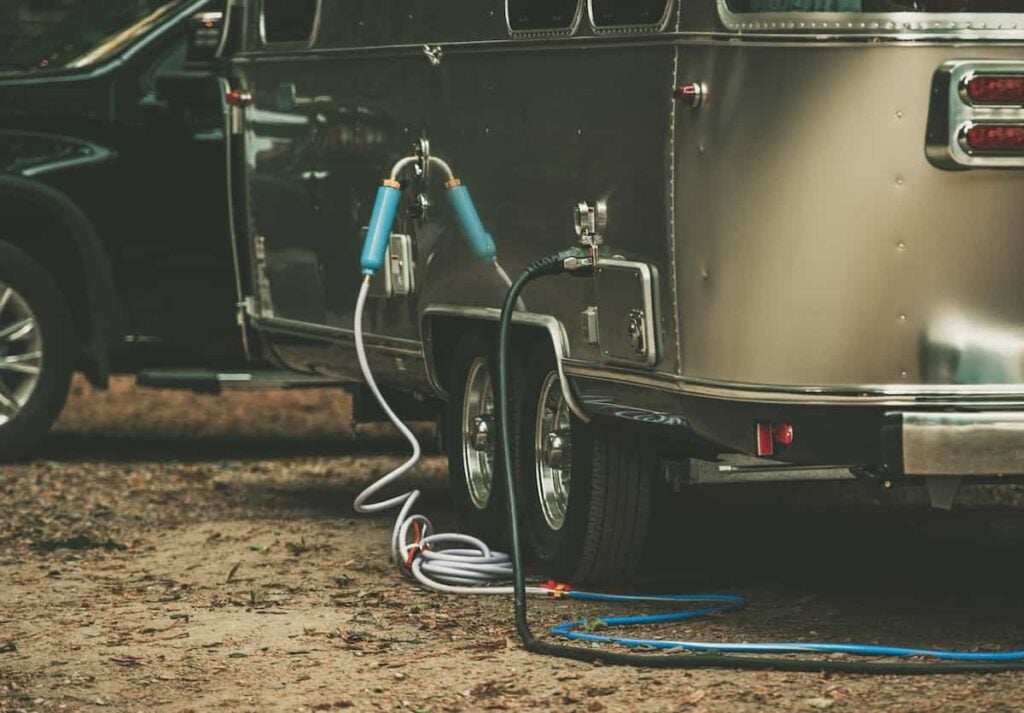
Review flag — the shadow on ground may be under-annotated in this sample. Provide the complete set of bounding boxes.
[34,431,437,464]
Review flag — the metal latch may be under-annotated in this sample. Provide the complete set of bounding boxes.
[388,233,415,296]
[627,309,646,355]
[423,45,443,67]
[581,306,599,344]
[365,230,415,299]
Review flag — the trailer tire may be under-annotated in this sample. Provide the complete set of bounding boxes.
[0,240,74,461]
[523,353,653,584]
[444,333,523,546]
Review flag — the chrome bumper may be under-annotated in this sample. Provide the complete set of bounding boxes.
[889,412,1024,476]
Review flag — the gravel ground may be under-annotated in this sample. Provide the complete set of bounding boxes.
[3,377,1024,711]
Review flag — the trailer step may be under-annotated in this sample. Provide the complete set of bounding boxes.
[136,368,341,394]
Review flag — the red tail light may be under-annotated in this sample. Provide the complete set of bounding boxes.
[963,124,1024,153]
[964,75,1024,105]
[772,423,795,447]
[755,422,794,457]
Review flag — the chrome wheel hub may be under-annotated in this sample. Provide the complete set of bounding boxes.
[461,357,496,510]
[535,371,572,531]
[0,283,42,427]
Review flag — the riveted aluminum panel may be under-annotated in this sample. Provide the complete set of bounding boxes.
[674,42,1024,390]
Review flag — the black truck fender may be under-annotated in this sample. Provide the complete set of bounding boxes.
[0,175,120,388]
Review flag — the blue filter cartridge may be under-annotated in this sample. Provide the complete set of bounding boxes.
[361,180,402,275]
[446,180,497,262]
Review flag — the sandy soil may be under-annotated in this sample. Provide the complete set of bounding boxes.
[3,377,1024,712]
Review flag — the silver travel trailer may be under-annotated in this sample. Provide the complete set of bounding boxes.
[226,0,1024,581]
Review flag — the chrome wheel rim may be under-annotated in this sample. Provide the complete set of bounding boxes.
[535,371,572,531]
[461,356,496,510]
[0,283,42,427]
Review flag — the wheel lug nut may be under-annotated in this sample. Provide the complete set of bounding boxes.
[472,416,492,451]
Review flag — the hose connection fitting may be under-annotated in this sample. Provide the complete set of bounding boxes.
[563,253,595,273]
[540,580,573,598]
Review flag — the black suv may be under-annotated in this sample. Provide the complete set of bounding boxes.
[0,0,273,458]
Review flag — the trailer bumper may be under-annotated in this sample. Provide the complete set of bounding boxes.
[884,411,1024,477]
[565,364,1024,468]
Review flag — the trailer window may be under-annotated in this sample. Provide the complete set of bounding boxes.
[591,0,669,27]
[726,0,1021,11]
[506,0,579,32]
[261,0,319,44]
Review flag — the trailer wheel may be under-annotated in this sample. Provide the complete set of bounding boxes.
[523,353,653,584]
[0,240,74,461]
[444,333,522,546]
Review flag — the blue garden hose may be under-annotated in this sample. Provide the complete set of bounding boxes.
[552,590,1024,662]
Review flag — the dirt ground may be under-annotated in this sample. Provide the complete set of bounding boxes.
[4,378,1024,712]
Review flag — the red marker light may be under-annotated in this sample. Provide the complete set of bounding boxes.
[964,75,1024,105]
[755,422,795,457]
[674,83,705,109]
[772,423,795,447]
[964,124,1024,153]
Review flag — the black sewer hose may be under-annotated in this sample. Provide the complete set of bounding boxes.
[494,247,1024,674]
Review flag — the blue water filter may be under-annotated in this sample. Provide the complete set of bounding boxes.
[446,182,496,262]
[361,181,402,275]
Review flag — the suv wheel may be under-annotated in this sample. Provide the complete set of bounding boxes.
[0,241,74,460]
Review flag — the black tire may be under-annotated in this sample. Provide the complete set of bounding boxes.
[522,351,653,584]
[444,332,523,546]
[0,240,74,461]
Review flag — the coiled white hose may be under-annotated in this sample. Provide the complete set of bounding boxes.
[352,276,544,596]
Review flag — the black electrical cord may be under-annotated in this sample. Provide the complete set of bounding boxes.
[495,248,1024,674]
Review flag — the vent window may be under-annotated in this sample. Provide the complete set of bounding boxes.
[591,0,669,27]
[727,0,1021,12]
[506,0,579,32]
